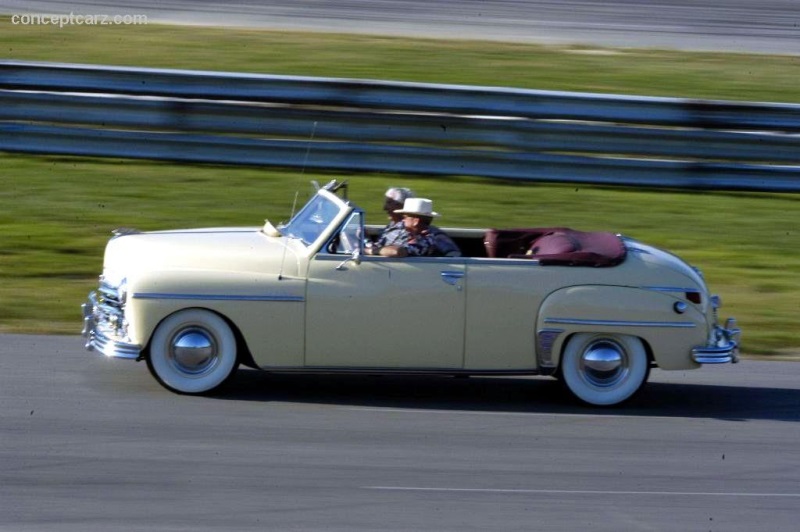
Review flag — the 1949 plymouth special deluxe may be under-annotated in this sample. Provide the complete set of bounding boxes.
[82,180,739,406]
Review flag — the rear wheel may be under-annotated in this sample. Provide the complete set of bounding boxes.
[147,309,238,394]
[560,333,649,406]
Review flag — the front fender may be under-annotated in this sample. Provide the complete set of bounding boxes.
[125,269,307,367]
[537,286,708,371]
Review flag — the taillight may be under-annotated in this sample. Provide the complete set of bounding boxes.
[686,291,702,304]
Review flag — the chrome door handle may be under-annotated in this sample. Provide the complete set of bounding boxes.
[440,271,464,287]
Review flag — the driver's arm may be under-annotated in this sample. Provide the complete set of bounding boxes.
[374,245,408,257]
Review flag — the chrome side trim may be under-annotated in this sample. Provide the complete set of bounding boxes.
[641,286,700,294]
[133,293,304,302]
[544,318,696,328]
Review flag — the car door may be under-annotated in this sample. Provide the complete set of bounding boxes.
[304,214,466,368]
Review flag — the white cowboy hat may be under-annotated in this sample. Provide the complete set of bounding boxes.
[394,197,439,218]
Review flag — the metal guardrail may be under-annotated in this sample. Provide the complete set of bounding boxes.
[1,60,799,191]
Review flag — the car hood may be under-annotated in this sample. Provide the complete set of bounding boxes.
[101,227,302,286]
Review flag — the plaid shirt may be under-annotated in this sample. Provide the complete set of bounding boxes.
[376,220,409,247]
[404,225,461,257]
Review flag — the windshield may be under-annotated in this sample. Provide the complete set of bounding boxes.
[280,194,342,246]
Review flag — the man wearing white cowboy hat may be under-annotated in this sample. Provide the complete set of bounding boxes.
[369,197,461,257]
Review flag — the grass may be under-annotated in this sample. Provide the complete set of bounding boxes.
[2,17,800,101]
[1,17,799,356]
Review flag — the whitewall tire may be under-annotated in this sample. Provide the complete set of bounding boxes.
[560,333,649,406]
[147,309,239,394]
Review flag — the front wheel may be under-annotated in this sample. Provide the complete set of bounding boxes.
[560,333,649,406]
[147,309,239,394]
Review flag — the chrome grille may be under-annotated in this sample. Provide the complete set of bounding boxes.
[82,287,141,359]
[88,279,128,338]
[98,281,123,310]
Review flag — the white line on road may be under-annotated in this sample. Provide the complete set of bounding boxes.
[365,486,800,498]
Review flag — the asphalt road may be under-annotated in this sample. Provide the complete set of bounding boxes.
[1,333,799,531]
[2,0,800,54]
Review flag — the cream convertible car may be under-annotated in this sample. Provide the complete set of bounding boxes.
[82,181,739,406]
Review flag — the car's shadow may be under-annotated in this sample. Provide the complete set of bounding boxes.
[210,369,800,423]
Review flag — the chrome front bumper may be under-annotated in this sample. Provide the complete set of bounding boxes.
[692,318,740,364]
[81,291,142,360]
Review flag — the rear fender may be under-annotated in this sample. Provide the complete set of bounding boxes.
[537,286,707,371]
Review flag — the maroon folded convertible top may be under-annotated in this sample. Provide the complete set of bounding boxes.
[484,228,626,267]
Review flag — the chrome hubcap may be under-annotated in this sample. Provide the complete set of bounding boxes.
[169,328,218,375]
[580,340,628,388]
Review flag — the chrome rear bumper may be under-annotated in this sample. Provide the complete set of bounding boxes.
[692,318,740,364]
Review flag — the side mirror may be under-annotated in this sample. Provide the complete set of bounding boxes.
[335,249,362,271]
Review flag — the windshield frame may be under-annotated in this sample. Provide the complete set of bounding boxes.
[280,189,352,248]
